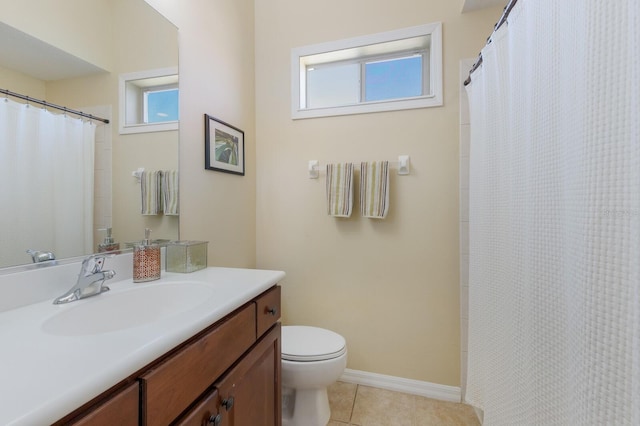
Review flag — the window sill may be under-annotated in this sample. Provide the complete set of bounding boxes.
[119,121,178,135]
[291,94,442,120]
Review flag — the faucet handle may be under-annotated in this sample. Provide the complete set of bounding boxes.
[81,253,114,275]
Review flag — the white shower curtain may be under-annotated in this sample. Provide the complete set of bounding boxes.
[0,98,95,267]
[465,0,639,424]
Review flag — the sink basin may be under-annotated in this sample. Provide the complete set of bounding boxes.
[42,282,215,336]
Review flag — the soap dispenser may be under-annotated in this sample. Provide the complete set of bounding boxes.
[133,228,161,282]
[98,227,120,253]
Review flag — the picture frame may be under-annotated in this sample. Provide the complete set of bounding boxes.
[204,114,245,176]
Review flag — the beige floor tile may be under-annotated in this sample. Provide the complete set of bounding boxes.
[414,396,480,426]
[350,385,414,426]
[328,381,358,423]
[324,382,481,426]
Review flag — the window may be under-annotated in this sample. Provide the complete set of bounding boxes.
[119,67,179,134]
[364,54,423,101]
[144,86,179,123]
[291,23,442,119]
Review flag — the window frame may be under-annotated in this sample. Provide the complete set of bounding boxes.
[118,67,179,134]
[291,22,442,120]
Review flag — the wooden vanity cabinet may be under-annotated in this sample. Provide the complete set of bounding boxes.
[256,286,281,337]
[141,304,257,425]
[173,388,221,426]
[142,285,282,426]
[176,324,281,426]
[68,382,139,426]
[57,285,281,426]
[218,324,282,426]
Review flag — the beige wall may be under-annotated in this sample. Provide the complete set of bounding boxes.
[0,0,112,71]
[254,1,501,386]
[0,65,46,97]
[144,0,257,268]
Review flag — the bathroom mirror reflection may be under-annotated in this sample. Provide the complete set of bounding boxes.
[0,0,179,269]
[120,68,179,134]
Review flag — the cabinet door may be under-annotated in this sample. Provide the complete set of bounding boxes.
[175,388,222,426]
[216,323,281,426]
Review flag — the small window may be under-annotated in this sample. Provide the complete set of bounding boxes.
[119,67,179,134]
[144,86,179,123]
[291,23,442,119]
[306,62,360,109]
[364,54,423,102]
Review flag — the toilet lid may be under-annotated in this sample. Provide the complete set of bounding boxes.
[282,326,347,362]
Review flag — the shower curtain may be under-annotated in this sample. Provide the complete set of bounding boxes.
[465,0,639,424]
[0,98,95,267]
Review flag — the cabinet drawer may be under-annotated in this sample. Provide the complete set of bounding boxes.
[71,382,139,426]
[141,304,256,426]
[256,286,281,337]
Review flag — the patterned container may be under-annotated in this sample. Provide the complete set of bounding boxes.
[133,244,161,282]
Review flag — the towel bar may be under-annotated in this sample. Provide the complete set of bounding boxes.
[308,156,410,179]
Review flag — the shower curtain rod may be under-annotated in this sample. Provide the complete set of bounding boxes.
[0,88,110,124]
[463,0,519,86]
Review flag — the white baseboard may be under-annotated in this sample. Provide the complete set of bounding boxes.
[339,368,461,403]
[473,406,484,424]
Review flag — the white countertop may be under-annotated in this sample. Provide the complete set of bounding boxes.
[0,267,285,426]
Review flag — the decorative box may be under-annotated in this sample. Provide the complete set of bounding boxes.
[166,240,208,273]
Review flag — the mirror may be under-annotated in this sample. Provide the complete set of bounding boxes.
[0,0,179,269]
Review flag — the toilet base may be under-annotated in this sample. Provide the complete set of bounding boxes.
[282,386,330,426]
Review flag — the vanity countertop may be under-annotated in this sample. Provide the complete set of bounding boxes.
[0,267,285,426]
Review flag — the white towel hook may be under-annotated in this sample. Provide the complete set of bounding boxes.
[132,167,145,181]
[308,160,319,179]
[398,155,410,175]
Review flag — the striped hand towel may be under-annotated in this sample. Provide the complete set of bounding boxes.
[140,170,162,215]
[360,161,389,219]
[162,170,179,216]
[326,163,354,217]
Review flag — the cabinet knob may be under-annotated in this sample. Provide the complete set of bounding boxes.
[222,396,235,411]
[208,414,222,425]
[266,306,278,316]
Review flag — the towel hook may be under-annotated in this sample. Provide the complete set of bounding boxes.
[308,160,319,179]
[132,167,145,181]
[398,155,411,175]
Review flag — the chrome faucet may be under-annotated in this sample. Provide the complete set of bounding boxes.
[26,249,56,263]
[53,254,116,304]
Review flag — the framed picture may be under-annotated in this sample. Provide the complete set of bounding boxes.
[204,114,245,176]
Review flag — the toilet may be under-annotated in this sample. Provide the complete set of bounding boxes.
[281,326,347,426]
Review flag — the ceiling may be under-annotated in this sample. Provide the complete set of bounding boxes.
[0,21,106,82]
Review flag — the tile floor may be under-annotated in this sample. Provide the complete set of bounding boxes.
[327,382,480,426]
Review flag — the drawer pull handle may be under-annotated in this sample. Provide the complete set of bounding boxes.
[208,414,222,425]
[266,306,278,316]
[222,396,235,411]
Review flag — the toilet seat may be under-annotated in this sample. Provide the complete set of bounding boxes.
[282,326,347,362]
